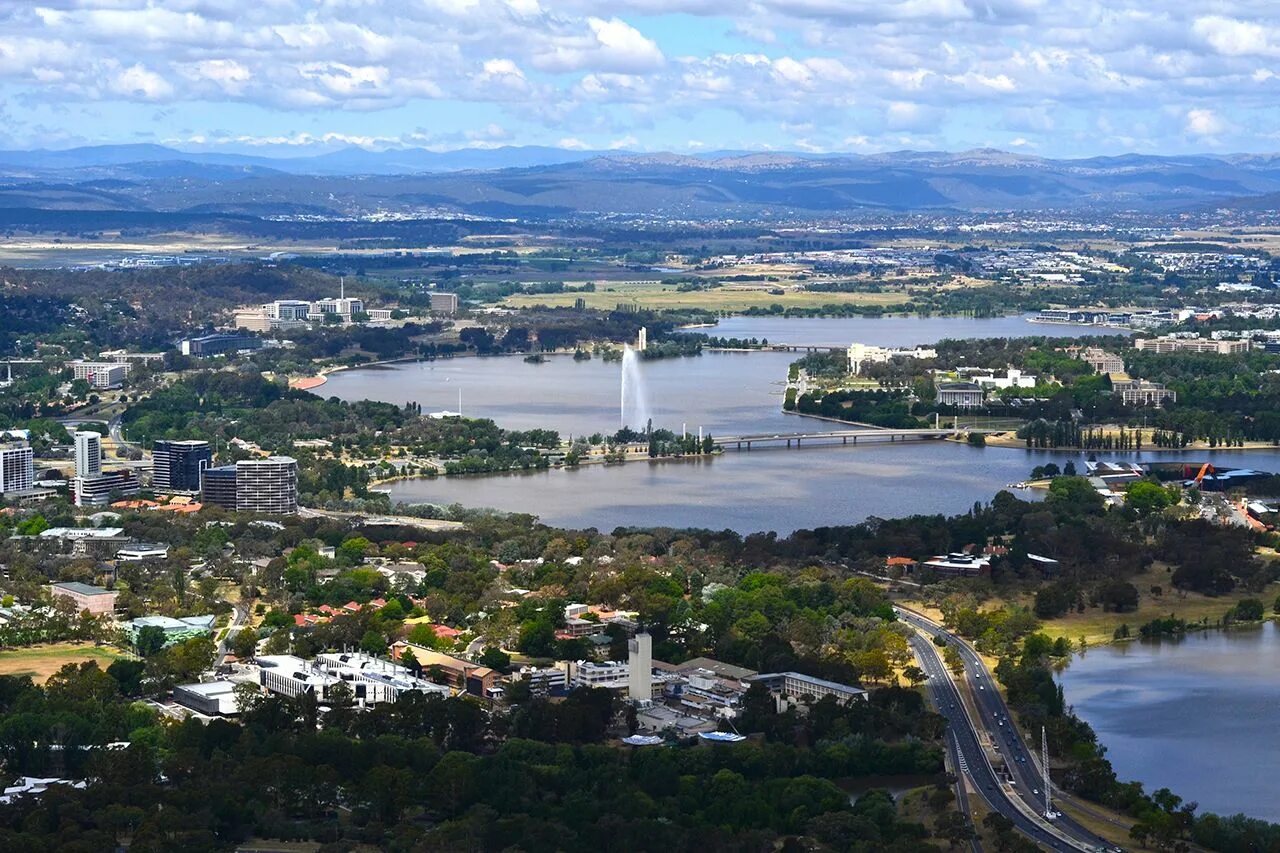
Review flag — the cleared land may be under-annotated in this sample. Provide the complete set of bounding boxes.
[0,643,125,683]
[506,283,913,312]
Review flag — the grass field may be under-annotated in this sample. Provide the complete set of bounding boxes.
[0,643,125,683]
[1035,565,1279,646]
[506,284,913,312]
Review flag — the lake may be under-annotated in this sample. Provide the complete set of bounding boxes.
[320,313,1275,532]
[1058,623,1280,822]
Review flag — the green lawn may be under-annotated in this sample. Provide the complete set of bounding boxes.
[0,643,125,683]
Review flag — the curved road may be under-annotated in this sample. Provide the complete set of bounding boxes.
[899,606,1115,852]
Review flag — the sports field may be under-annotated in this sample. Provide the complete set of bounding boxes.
[0,643,125,683]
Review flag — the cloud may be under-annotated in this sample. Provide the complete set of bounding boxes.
[0,0,1279,154]
[1184,107,1226,137]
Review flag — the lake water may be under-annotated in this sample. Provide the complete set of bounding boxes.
[1058,624,1280,821]
[319,313,1274,532]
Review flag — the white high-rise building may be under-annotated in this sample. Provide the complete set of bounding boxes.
[235,456,298,514]
[628,632,653,702]
[74,431,102,479]
[0,443,34,495]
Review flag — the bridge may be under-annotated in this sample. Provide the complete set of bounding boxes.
[715,427,956,451]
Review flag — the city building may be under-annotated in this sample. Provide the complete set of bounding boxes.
[49,581,117,616]
[0,442,34,495]
[974,368,1037,390]
[1134,336,1251,355]
[390,644,501,697]
[124,615,216,647]
[67,361,128,389]
[513,666,568,696]
[257,655,341,700]
[428,291,459,314]
[179,333,265,357]
[235,456,298,514]
[115,542,170,561]
[312,297,366,322]
[571,660,630,690]
[315,651,451,703]
[151,439,212,494]
[173,681,240,716]
[74,431,102,478]
[1112,378,1177,407]
[200,465,238,510]
[98,349,165,366]
[936,382,986,408]
[747,672,868,707]
[922,553,991,577]
[847,343,893,375]
[1077,346,1126,375]
[74,469,140,508]
[628,632,653,703]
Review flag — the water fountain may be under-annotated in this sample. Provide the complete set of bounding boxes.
[620,330,652,430]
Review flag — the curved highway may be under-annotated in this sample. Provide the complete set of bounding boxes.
[899,606,1115,852]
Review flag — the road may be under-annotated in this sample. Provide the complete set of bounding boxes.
[215,600,252,667]
[297,506,465,532]
[898,606,1115,851]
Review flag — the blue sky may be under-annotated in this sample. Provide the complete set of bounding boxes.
[0,1,1278,157]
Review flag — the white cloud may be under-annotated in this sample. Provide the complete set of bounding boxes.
[1184,107,1225,137]
[110,63,173,100]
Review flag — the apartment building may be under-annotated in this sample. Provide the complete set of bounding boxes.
[0,443,34,495]
[236,456,298,514]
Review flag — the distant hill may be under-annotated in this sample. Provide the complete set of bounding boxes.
[3,144,1280,218]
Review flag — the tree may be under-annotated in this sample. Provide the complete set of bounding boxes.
[230,626,258,661]
[1127,480,1177,516]
[134,625,167,657]
[478,647,511,672]
[233,681,264,714]
[902,665,926,687]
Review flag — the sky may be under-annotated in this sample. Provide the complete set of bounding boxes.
[0,0,1278,158]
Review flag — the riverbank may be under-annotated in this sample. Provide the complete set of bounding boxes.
[984,429,1280,453]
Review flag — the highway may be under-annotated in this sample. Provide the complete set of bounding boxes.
[898,606,1114,851]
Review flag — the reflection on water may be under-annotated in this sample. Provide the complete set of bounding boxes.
[1058,623,1280,821]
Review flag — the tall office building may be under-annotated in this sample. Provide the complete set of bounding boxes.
[0,442,34,495]
[201,465,238,511]
[74,431,102,478]
[152,440,212,494]
[236,456,298,514]
[627,632,653,703]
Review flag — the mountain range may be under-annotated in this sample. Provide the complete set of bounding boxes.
[2,144,1280,219]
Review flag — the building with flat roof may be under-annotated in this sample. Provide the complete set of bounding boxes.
[936,381,985,408]
[390,643,500,697]
[1134,336,1251,355]
[73,469,140,508]
[922,553,991,577]
[0,442,34,495]
[628,632,652,703]
[572,660,630,690]
[174,681,240,716]
[429,291,459,314]
[152,440,211,495]
[201,465,237,510]
[748,671,868,707]
[1077,346,1126,375]
[68,361,128,389]
[1112,378,1176,407]
[74,431,101,479]
[179,333,265,357]
[235,456,298,514]
[124,615,215,646]
[49,581,117,616]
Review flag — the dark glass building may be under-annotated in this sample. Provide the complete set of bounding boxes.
[201,465,238,511]
[152,440,212,494]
